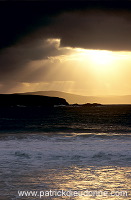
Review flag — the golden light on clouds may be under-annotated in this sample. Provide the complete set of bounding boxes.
[46,42,131,96]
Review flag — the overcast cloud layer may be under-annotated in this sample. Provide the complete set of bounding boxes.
[1,1,131,50]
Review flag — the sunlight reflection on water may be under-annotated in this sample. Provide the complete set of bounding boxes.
[1,165,130,199]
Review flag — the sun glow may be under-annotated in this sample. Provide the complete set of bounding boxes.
[47,47,131,96]
[88,50,114,66]
[74,49,115,71]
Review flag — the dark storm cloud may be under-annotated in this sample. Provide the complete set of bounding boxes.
[48,10,131,51]
[11,6,131,51]
[1,0,131,50]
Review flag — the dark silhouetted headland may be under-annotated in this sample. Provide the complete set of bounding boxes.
[0,94,69,107]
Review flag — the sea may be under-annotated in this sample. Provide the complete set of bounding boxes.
[0,105,131,200]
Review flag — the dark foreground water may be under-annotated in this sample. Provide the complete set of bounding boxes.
[0,105,131,199]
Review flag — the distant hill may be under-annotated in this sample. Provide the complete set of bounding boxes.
[15,91,131,104]
[0,94,69,107]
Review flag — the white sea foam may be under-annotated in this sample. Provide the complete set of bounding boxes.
[0,133,130,169]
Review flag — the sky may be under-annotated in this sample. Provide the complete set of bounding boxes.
[0,0,131,96]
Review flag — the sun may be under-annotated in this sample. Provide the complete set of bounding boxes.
[73,48,115,72]
[79,49,114,66]
[88,50,114,66]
